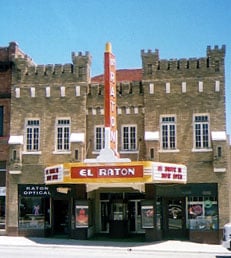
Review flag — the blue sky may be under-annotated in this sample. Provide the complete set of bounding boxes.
[1,0,231,135]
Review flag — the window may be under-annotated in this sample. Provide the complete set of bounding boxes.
[122,125,137,151]
[95,126,105,151]
[188,196,218,231]
[56,119,70,151]
[166,82,170,93]
[194,115,210,149]
[147,64,152,75]
[18,185,50,230]
[150,148,154,160]
[79,66,86,80]
[149,83,154,94]
[26,119,40,151]
[215,60,220,72]
[217,146,222,158]
[0,106,3,136]
[161,116,176,150]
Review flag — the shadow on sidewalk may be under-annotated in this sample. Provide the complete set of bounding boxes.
[27,234,160,248]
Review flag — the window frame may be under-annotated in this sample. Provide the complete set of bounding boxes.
[25,119,40,152]
[160,115,177,151]
[55,118,71,152]
[94,125,105,151]
[193,114,211,150]
[121,125,137,151]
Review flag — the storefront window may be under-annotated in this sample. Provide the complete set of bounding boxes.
[156,198,162,230]
[18,184,50,230]
[0,195,5,229]
[19,197,45,229]
[187,196,218,231]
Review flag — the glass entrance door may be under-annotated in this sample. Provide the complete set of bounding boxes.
[100,200,110,232]
[128,200,144,233]
[53,199,69,235]
[163,198,187,239]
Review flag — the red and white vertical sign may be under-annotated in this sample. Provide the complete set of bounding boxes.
[104,42,118,156]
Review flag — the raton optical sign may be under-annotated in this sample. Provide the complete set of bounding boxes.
[71,165,143,179]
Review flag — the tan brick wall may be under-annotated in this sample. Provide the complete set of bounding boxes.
[6,44,231,234]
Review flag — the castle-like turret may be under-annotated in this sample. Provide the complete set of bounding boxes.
[141,45,226,80]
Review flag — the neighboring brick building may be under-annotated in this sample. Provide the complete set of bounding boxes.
[5,42,230,244]
[0,42,22,233]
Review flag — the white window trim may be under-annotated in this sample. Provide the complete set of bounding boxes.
[166,82,170,93]
[215,80,220,92]
[24,118,40,152]
[94,125,105,151]
[198,81,203,92]
[75,85,80,96]
[55,117,71,152]
[52,151,71,155]
[121,124,137,151]
[60,86,65,97]
[191,148,212,152]
[46,86,50,97]
[192,113,211,150]
[149,83,154,94]
[15,88,20,98]
[22,151,42,155]
[160,114,177,151]
[182,82,187,93]
[159,149,180,153]
[30,87,35,98]
[120,150,139,154]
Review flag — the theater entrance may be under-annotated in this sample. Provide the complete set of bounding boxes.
[52,199,69,236]
[162,197,187,240]
[99,192,145,237]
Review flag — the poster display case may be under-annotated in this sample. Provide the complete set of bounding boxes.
[141,205,154,229]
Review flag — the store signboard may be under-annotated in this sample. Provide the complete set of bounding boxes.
[18,184,50,197]
[152,162,187,183]
[71,165,143,179]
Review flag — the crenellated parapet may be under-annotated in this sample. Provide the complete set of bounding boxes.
[141,45,226,79]
[87,81,144,97]
[12,49,92,84]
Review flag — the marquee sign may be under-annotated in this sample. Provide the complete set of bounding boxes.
[44,162,186,184]
[152,163,187,183]
[71,165,143,179]
[44,165,63,183]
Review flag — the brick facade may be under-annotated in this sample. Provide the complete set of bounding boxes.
[4,42,231,243]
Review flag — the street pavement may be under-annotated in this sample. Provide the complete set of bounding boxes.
[0,236,230,255]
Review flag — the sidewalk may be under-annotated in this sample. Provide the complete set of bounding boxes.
[0,236,230,255]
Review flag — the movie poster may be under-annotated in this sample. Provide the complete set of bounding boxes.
[141,205,154,228]
[76,205,88,228]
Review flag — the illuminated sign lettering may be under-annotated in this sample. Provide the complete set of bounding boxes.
[71,165,143,179]
[104,42,118,156]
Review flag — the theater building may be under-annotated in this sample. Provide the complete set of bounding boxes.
[6,42,230,244]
